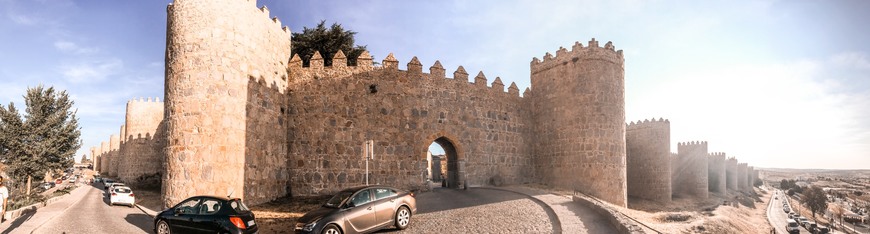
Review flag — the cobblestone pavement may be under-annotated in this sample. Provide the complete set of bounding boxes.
[376,187,554,233]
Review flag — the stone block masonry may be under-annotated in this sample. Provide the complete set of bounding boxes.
[530,40,627,207]
[673,141,708,198]
[625,118,671,202]
[726,157,738,191]
[737,163,748,191]
[164,0,293,207]
[119,98,166,188]
[708,152,726,195]
[88,0,772,209]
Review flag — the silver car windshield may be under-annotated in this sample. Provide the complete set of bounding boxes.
[324,191,354,208]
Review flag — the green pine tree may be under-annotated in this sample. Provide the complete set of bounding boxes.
[0,85,81,194]
[291,20,368,67]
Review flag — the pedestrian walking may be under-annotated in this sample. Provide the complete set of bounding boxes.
[0,177,9,223]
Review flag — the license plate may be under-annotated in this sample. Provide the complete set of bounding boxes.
[247,220,255,226]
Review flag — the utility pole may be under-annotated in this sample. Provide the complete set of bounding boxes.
[364,140,374,185]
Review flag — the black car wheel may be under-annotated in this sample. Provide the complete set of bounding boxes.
[322,224,341,234]
[156,220,172,234]
[395,206,411,230]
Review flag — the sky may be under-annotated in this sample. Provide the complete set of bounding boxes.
[0,0,867,169]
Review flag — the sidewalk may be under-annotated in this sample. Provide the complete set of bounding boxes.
[0,186,88,234]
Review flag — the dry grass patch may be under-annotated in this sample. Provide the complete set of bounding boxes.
[250,196,331,233]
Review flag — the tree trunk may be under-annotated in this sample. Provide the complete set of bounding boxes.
[26,175,32,196]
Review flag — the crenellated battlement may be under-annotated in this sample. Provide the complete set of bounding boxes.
[626,117,669,130]
[530,38,624,74]
[709,152,727,157]
[128,97,163,104]
[678,141,708,147]
[290,52,526,98]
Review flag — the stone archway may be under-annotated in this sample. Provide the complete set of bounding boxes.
[422,132,463,189]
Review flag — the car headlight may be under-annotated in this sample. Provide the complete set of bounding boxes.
[302,221,317,232]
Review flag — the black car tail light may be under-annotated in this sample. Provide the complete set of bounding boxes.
[229,216,246,229]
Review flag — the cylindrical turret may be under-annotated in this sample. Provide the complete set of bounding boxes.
[708,152,727,195]
[109,134,120,177]
[164,0,292,207]
[674,141,709,198]
[530,39,626,206]
[100,141,109,173]
[121,98,165,186]
[626,119,671,202]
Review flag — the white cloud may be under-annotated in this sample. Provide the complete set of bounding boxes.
[7,13,35,25]
[60,59,123,83]
[53,40,99,54]
[830,52,870,70]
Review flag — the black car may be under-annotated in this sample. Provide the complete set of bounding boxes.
[154,195,258,234]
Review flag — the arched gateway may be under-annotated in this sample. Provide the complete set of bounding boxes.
[163,0,627,207]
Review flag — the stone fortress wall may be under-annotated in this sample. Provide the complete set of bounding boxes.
[673,141,709,198]
[737,163,748,191]
[708,152,726,195]
[726,157,738,190]
[625,118,671,202]
[163,0,294,206]
[530,40,627,206]
[286,52,533,197]
[118,98,166,188]
[87,0,763,208]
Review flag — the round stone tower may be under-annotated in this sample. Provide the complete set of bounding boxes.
[673,141,709,198]
[626,118,671,202]
[164,0,291,207]
[530,39,627,207]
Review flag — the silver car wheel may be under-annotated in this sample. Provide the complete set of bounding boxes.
[323,224,341,234]
[397,207,410,227]
[157,220,171,234]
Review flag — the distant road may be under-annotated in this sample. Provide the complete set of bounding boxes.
[0,184,152,234]
[767,189,789,234]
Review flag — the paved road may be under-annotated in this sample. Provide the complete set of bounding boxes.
[767,190,790,234]
[768,190,843,234]
[0,184,152,234]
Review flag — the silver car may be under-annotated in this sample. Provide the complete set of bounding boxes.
[295,186,417,234]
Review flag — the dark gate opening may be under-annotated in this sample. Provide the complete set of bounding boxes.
[428,137,459,189]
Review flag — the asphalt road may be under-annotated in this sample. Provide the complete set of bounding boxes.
[1,183,153,234]
[768,189,842,234]
[767,190,790,234]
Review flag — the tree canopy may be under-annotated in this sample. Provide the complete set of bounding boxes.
[291,20,368,67]
[802,186,829,220]
[0,85,81,185]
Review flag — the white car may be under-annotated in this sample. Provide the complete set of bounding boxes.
[110,186,135,207]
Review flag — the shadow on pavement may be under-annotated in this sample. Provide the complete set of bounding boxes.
[124,213,153,233]
[1,206,38,234]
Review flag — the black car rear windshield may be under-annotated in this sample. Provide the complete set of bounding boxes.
[325,191,354,208]
[230,199,250,212]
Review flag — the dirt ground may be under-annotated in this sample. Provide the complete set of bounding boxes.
[249,195,331,233]
[614,188,773,233]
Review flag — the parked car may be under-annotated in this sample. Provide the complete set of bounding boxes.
[109,186,135,207]
[805,222,816,231]
[154,195,258,234]
[55,179,63,184]
[783,207,791,213]
[786,219,801,234]
[798,217,809,227]
[40,182,55,190]
[295,185,417,234]
[103,179,115,189]
[68,176,76,183]
[813,225,830,234]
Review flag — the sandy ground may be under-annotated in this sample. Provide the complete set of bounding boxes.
[249,195,331,233]
[613,188,773,233]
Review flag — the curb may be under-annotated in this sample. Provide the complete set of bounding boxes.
[135,204,159,218]
[3,186,76,222]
